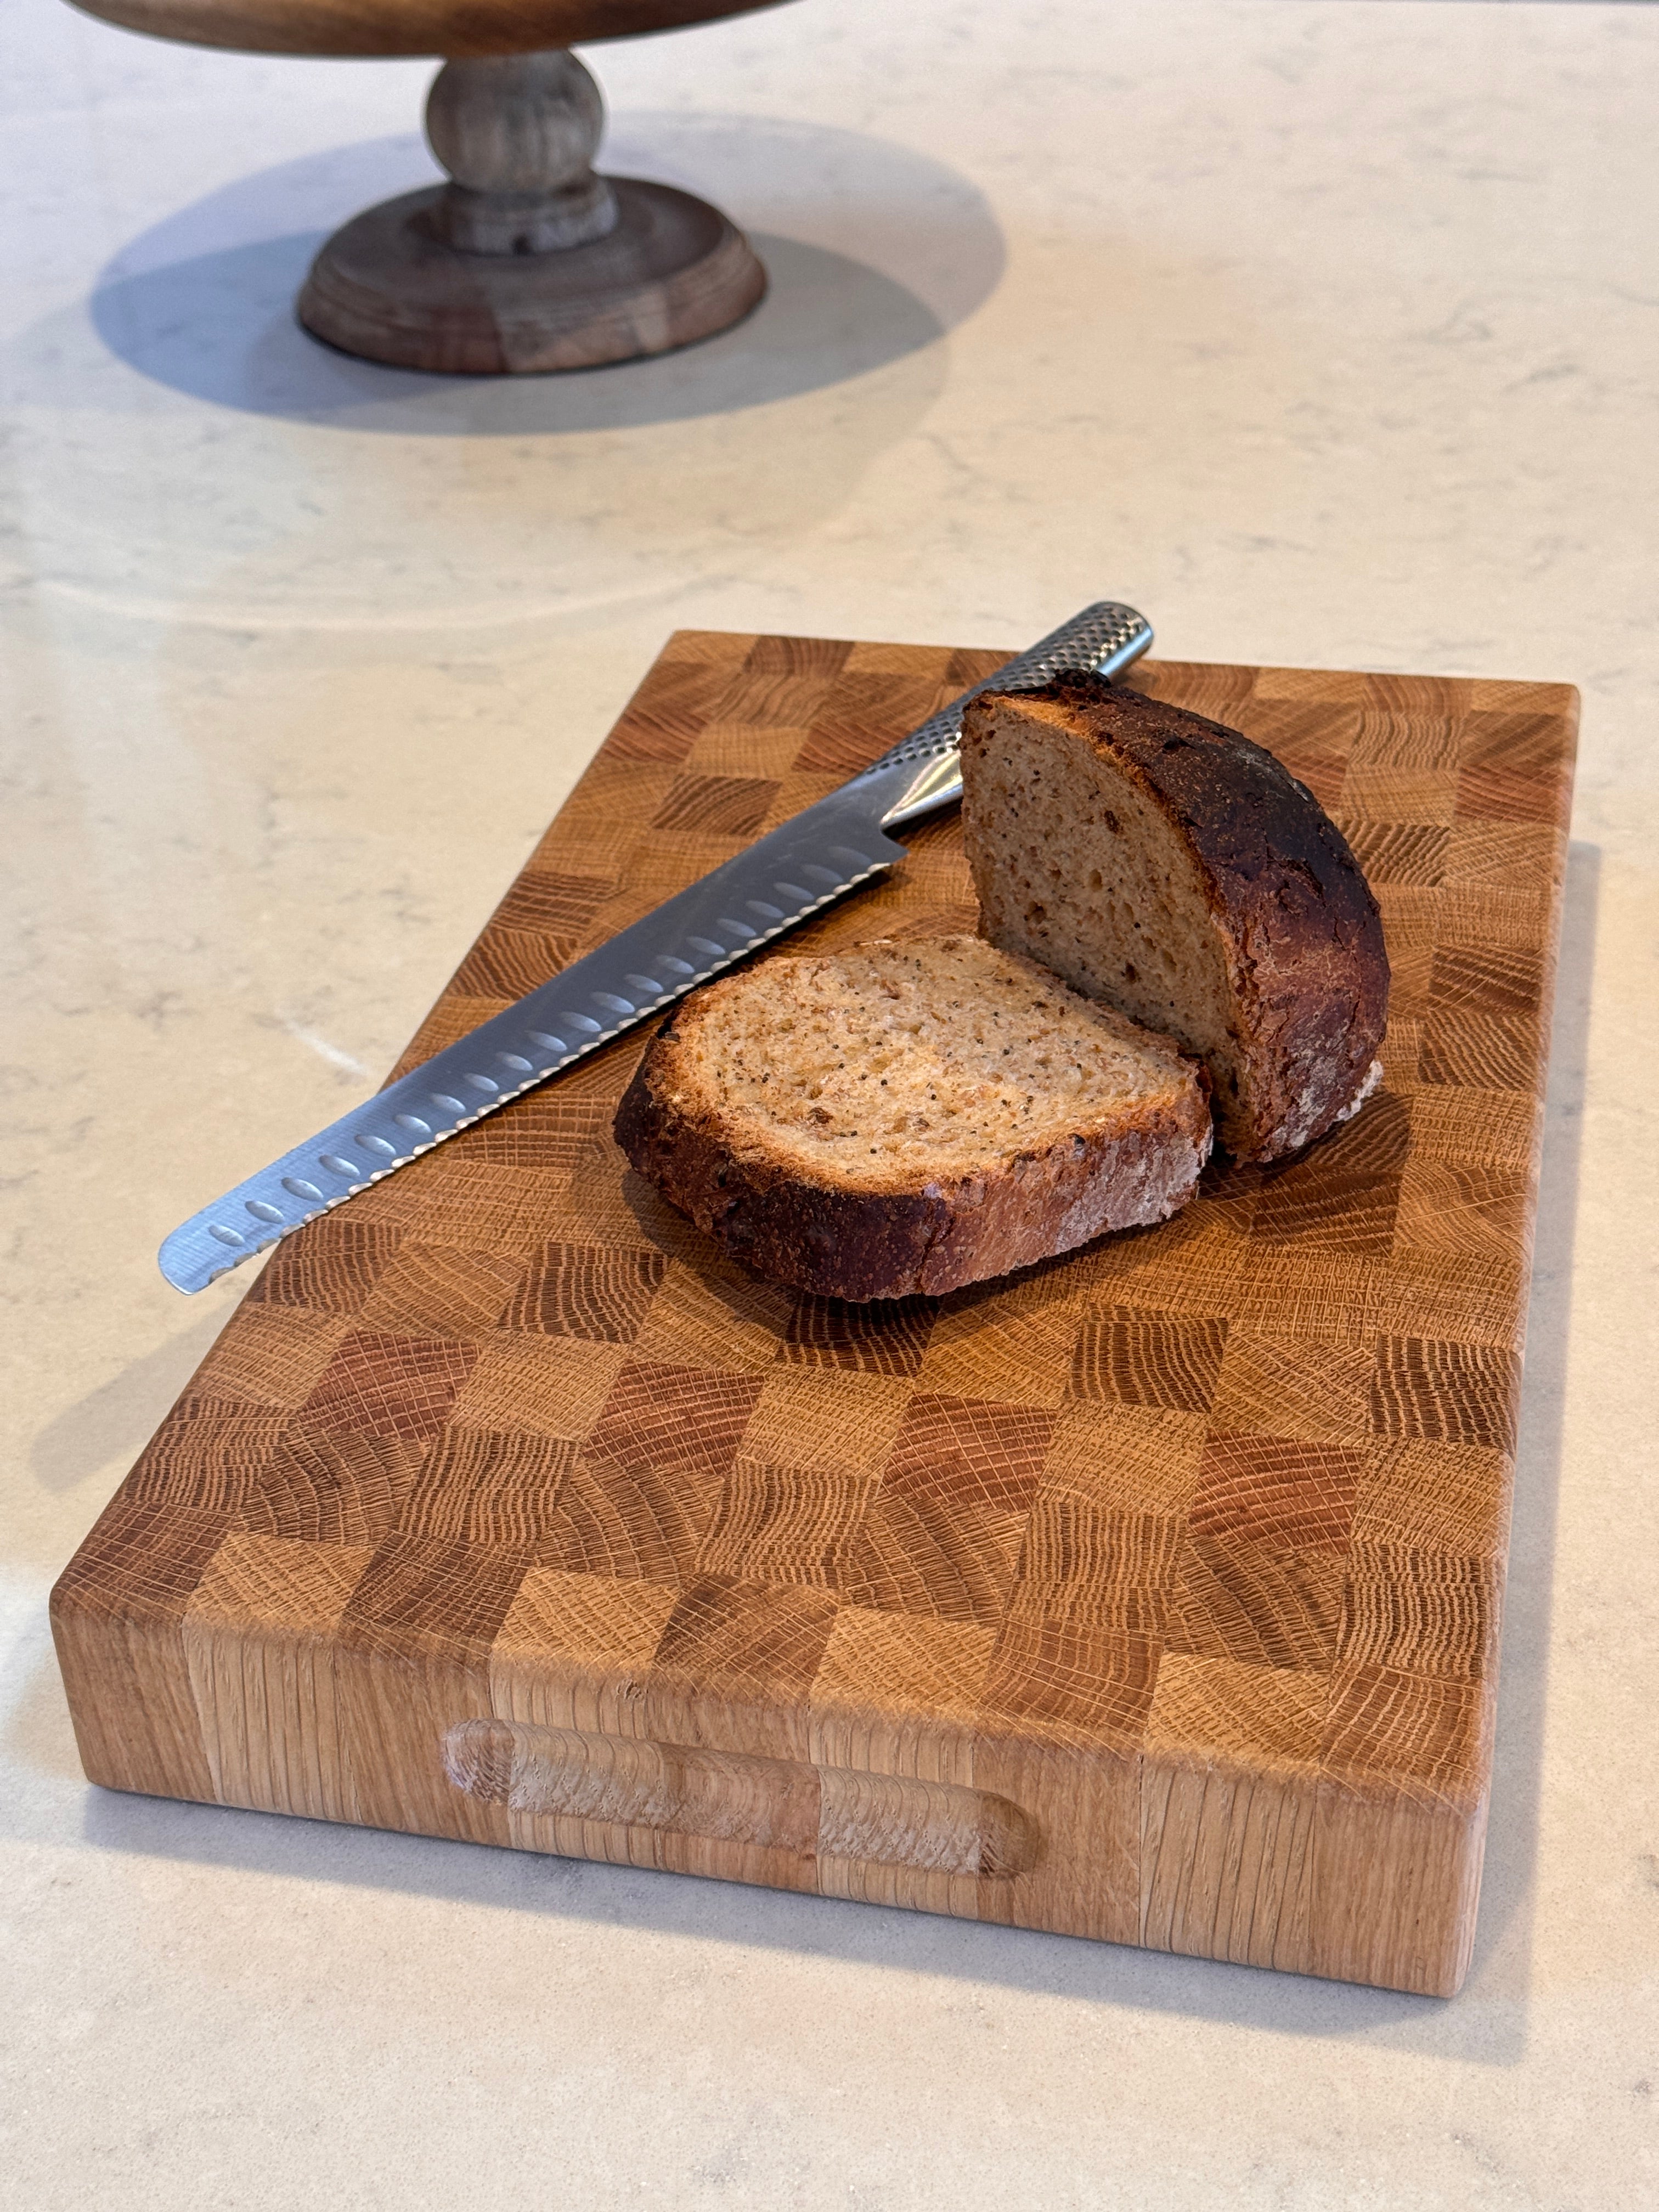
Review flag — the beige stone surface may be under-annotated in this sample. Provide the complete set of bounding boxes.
[3,1,1655,2204]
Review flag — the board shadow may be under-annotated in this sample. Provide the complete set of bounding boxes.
[1446,837,1599,2013]
[30,1307,239,1497]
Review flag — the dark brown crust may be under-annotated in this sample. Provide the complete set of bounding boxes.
[961,673,1390,1161]
[613,951,1213,1301]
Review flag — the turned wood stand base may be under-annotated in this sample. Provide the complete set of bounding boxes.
[298,51,765,373]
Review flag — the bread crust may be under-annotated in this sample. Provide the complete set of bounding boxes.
[613,942,1212,1301]
[961,674,1390,1161]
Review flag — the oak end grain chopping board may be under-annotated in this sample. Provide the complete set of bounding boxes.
[53,633,1577,1996]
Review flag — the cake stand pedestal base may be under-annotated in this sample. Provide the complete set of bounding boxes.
[296,50,765,374]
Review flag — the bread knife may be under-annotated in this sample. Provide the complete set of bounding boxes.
[159,600,1153,1292]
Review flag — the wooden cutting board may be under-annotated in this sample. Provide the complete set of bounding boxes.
[53,632,1577,1996]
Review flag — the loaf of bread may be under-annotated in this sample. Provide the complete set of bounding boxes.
[614,935,1212,1301]
[959,674,1389,1161]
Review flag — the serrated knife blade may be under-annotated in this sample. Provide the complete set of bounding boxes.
[159,600,1153,1293]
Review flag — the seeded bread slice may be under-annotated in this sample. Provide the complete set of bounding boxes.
[614,935,1212,1301]
[960,674,1389,1161]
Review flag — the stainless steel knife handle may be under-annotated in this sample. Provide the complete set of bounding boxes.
[866,599,1153,826]
[158,601,1153,1294]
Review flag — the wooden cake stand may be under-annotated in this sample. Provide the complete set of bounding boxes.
[66,1,792,373]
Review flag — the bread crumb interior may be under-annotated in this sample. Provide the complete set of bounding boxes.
[677,936,1184,1175]
[967,698,1248,1117]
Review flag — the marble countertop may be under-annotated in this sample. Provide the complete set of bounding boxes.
[5,1,1656,2203]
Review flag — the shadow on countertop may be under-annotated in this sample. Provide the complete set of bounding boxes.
[61,113,1006,433]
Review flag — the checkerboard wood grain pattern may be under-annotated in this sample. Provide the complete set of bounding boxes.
[52,631,1577,1995]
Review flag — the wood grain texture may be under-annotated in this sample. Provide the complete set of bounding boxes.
[51,633,1577,1997]
[296,178,766,378]
[65,0,789,61]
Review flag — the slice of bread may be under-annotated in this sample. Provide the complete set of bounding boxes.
[960,674,1389,1161]
[614,934,1212,1301]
